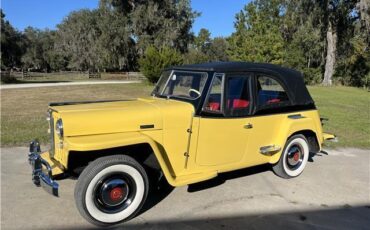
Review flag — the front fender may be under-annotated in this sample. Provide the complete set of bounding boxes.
[65,132,178,186]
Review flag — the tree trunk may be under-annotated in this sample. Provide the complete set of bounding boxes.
[323,21,337,86]
[358,0,369,33]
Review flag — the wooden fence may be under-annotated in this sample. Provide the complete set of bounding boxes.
[1,70,146,81]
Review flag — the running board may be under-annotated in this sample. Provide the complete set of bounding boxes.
[172,171,218,187]
[260,145,281,156]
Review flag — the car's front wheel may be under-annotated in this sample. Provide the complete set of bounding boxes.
[74,155,149,226]
[272,134,309,179]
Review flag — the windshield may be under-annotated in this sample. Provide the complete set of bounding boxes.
[152,70,208,100]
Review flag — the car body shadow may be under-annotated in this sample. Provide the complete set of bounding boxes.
[65,205,370,230]
[188,164,272,193]
[137,177,175,216]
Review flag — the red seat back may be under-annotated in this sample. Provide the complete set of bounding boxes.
[209,102,220,111]
[232,99,249,108]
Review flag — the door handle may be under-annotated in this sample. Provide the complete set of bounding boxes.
[244,123,253,129]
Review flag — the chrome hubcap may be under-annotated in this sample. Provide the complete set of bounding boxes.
[99,178,129,207]
[286,144,304,170]
[93,173,136,214]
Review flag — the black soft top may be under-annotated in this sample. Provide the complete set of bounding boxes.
[169,62,314,106]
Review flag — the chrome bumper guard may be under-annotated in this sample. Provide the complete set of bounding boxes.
[28,140,59,196]
[327,136,339,142]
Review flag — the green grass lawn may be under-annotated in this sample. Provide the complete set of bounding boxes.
[0,83,153,146]
[1,84,369,148]
[308,86,369,148]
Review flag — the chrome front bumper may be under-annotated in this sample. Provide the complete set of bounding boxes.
[28,140,59,196]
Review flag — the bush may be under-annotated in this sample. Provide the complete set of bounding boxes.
[302,67,322,85]
[1,75,18,83]
[139,46,183,83]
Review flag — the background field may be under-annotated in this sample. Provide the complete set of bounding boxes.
[1,84,369,148]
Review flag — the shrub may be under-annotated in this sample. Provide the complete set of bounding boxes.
[1,75,18,83]
[139,46,183,83]
[302,68,322,85]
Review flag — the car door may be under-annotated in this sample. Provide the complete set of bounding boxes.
[244,73,292,166]
[196,73,253,166]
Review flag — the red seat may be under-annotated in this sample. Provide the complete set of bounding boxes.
[208,99,249,111]
[231,99,249,108]
[209,102,220,111]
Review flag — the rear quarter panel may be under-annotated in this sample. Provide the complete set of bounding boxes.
[267,109,323,164]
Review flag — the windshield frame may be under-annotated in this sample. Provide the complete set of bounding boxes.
[152,70,209,102]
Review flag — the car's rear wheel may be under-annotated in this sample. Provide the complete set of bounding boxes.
[74,155,149,226]
[272,134,309,179]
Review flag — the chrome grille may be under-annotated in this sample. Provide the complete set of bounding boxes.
[49,112,55,157]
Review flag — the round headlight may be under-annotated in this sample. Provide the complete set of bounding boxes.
[55,119,64,138]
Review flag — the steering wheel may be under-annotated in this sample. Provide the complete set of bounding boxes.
[188,89,201,98]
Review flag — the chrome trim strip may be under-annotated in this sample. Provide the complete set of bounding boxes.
[260,145,281,156]
[49,99,132,107]
[49,112,55,157]
[288,114,305,119]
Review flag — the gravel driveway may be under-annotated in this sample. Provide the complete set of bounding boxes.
[1,147,369,230]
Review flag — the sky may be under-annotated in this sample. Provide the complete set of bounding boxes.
[1,0,250,37]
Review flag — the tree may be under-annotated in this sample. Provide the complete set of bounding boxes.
[334,0,370,87]
[320,0,358,86]
[228,0,285,64]
[183,47,209,64]
[194,28,211,52]
[43,30,69,71]
[184,29,229,64]
[52,0,198,71]
[96,4,137,71]
[1,10,24,69]
[102,0,199,54]
[285,17,324,84]
[227,0,368,87]
[21,27,56,71]
[139,45,183,83]
[206,37,229,62]
[56,9,101,71]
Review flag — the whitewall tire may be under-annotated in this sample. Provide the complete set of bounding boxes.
[74,155,149,226]
[272,134,309,178]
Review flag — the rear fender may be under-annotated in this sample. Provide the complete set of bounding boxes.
[269,116,320,164]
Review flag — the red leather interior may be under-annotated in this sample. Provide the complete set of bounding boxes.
[209,102,220,111]
[208,99,249,111]
[232,99,249,108]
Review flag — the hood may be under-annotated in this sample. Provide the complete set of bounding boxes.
[51,98,166,137]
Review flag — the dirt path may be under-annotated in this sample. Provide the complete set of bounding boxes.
[0,80,141,89]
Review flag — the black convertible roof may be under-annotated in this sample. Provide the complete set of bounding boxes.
[170,61,296,74]
[169,62,314,106]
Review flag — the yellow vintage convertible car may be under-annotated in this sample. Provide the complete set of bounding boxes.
[28,62,335,226]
